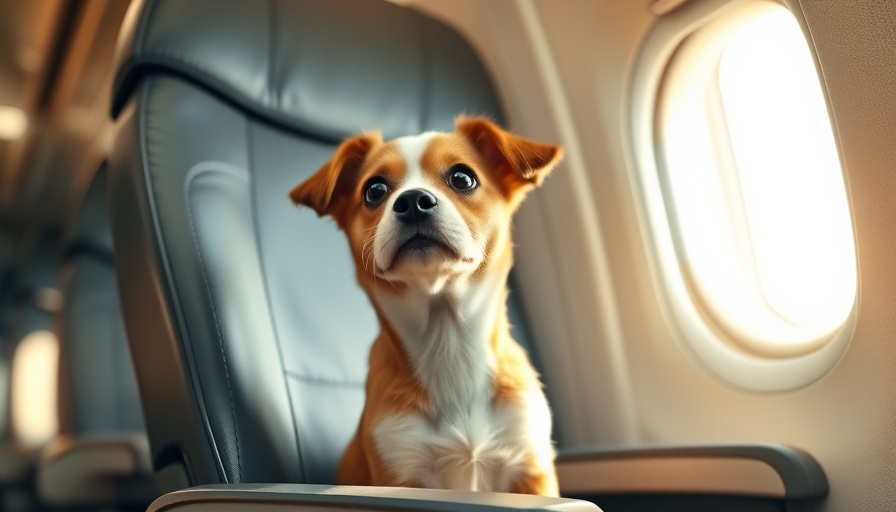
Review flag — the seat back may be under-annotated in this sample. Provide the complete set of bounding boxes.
[108,0,504,488]
[57,166,145,436]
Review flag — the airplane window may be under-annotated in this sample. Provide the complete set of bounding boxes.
[656,3,855,358]
[11,330,59,448]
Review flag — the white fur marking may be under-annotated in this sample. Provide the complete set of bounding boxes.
[372,132,482,289]
[373,269,554,492]
[394,132,436,191]
[374,405,530,491]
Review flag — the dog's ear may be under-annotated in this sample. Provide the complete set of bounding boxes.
[455,116,563,192]
[290,132,382,217]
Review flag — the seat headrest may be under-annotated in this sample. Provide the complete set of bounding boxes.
[112,0,503,142]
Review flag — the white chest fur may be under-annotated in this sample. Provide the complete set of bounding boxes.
[373,387,553,491]
[372,280,554,492]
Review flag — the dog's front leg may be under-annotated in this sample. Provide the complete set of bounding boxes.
[510,469,560,497]
[336,434,371,485]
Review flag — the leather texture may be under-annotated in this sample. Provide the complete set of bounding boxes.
[556,444,827,499]
[113,0,502,143]
[58,166,145,435]
[148,483,601,512]
[109,0,509,488]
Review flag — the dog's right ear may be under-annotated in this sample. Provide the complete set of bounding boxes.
[290,132,382,218]
[455,116,563,204]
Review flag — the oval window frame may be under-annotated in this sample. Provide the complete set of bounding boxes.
[627,0,857,392]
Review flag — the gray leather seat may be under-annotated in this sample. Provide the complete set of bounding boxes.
[108,0,508,490]
[36,166,157,508]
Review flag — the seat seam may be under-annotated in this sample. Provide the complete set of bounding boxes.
[244,122,307,482]
[183,162,249,482]
[284,370,363,389]
[139,79,231,483]
[116,56,349,144]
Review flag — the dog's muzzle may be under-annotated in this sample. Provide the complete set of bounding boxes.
[393,189,438,225]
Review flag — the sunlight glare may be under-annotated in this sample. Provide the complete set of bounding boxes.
[718,7,856,336]
[12,330,59,449]
[660,4,856,355]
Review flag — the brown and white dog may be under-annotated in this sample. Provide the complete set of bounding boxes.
[290,117,563,495]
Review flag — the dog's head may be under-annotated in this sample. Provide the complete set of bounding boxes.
[290,117,563,293]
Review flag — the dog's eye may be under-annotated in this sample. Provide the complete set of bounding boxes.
[364,178,389,206]
[448,165,478,191]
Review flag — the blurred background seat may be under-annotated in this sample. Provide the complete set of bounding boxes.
[36,165,158,510]
[0,229,61,512]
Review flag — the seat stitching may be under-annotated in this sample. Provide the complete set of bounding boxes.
[284,370,363,389]
[141,80,232,482]
[183,161,248,482]
[244,122,307,482]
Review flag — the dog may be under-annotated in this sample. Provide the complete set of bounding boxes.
[290,116,563,495]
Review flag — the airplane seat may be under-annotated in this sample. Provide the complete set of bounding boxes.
[109,0,503,486]
[107,0,596,510]
[0,231,61,511]
[35,166,159,509]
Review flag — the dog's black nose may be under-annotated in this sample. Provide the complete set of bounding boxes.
[393,189,438,224]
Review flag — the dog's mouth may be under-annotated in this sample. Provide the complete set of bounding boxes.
[387,233,460,270]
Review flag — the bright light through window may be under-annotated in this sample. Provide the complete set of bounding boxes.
[12,330,59,449]
[658,3,856,356]
[718,8,855,336]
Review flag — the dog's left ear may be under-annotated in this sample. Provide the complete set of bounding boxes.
[455,116,563,191]
[290,132,382,218]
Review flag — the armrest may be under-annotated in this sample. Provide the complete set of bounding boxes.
[149,484,602,512]
[37,433,159,505]
[556,443,827,499]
